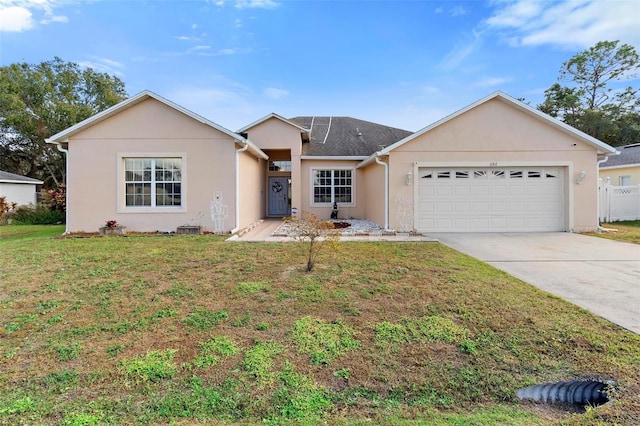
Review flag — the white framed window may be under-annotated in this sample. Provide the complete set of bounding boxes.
[118,153,186,213]
[619,175,631,186]
[268,161,291,172]
[312,169,353,204]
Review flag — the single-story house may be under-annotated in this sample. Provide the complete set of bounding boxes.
[46,90,618,234]
[599,143,640,186]
[0,170,44,206]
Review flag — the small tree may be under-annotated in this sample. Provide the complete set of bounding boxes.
[0,196,17,223]
[283,212,340,272]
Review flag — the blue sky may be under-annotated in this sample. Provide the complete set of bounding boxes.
[1,0,639,131]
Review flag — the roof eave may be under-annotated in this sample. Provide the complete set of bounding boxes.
[361,91,618,162]
[237,112,310,133]
[47,90,248,144]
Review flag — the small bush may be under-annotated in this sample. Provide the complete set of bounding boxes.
[10,203,65,225]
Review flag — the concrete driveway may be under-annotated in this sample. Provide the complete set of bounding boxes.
[430,233,640,335]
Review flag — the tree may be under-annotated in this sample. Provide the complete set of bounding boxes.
[538,41,640,146]
[0,57,127,186]
[283,212,340,272]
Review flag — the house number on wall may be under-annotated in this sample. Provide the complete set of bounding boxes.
[489,162,498,167]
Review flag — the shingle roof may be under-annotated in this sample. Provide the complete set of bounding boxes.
[0,170,44,184]
[289,116,412,157]
[600,144,640,168]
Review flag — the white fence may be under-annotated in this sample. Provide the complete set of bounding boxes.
[598,178,640,222]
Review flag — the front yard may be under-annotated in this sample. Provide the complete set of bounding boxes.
[585,221,640,245]
[1,226,639,424]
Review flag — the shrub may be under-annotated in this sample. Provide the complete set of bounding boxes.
[10,204,65,225]
[0,196,17,224]
[42,184,66,212]
[283,212,340,272]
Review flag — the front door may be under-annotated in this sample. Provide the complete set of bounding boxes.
[268,176,290,216]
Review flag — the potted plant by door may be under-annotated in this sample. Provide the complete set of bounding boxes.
[99,220,126,236]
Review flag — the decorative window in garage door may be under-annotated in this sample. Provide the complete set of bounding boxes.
[421,168,560,180]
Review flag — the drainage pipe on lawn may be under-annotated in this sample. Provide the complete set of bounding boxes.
[374,154,390,231]
[231,141,249,234]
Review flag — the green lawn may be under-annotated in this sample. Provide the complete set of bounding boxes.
[584,221,640,245]
[1,227,639,425]
[0,224,65,244]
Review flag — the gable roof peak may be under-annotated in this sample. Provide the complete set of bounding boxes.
[46,90,248,144]
[357,91,618,168]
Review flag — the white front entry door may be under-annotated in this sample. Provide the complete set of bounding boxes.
[268,176,290,216]
[416,167,566,232]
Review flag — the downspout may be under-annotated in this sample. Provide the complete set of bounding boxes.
[374,154,390,231]
[51,141,69,234]
[231,141,249,234]
[596,155,611,232]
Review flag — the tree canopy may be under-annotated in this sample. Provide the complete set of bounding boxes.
[0,57,128,187]
[538,40,640,147]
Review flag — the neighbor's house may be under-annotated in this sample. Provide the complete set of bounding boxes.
[599,143,640,186]
[0,170,43,206]
[46,90,618,234]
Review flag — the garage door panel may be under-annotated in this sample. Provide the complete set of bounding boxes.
[416,167,565,232]
[473,186,490,196]
[455,202,471,212]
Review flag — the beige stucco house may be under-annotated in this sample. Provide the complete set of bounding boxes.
[46,90,618,234]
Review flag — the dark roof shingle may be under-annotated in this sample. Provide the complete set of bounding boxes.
[0,170,43,184]
[600,144,640,167]
[289,116,412,157]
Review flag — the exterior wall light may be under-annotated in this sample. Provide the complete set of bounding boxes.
[406,171,413,186]
[576,170,586,185]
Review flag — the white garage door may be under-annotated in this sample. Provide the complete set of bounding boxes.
[416,167,565,232]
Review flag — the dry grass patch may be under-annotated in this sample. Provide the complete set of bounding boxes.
[584,221,640,244]
[1,231,639,424]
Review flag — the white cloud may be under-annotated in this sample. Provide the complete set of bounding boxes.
[440,29,483,70]
[475,76,512,87]
[486,0,640,49]
[0,0,68,32]
[263,87,289,100]
[0,6,33,31]
[78,57,125,77]
[235,0,279,10]
[449,5,468,17]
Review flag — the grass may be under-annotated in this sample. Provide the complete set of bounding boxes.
[0,224,65,243]
[584,221,640,244]
[0,226,639,424]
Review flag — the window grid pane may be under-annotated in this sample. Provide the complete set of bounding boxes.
[125,158,181,207]
[313,169,353,204]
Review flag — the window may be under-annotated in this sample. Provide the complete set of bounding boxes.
[269,161,291,172]
[455,170,469,179]
[125,158,182,207]
[509,170,523,178]
[313,169,353,204]
[620,175,631,186]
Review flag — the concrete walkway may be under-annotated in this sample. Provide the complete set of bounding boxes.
[431,232,640,335]
[228,219,436,242]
